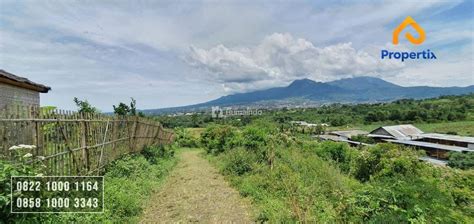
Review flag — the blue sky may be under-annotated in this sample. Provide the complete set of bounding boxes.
[0,0,472,110]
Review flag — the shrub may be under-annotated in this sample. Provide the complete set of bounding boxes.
[201,125,238,155]
[141,145,175,164]
[448,152,474,170]
[347,176,465,223]
[106,155,151,178]
[221,147,257,176]
[312,141,357,173]
[174,128,199,148]
[350,143,423,182]
[0,159,45,223]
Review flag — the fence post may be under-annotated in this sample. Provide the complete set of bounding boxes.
[130,116,139,152]
[81,114,90,172]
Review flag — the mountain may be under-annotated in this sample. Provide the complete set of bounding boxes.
[143,76,474,114]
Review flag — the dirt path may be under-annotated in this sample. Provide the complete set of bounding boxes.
[140,150,254,223]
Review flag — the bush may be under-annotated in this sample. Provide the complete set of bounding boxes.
[221,147,257,176]
[0,159,44,223]
[106,155,151,178]
[312,141,357,173]
[347,176,465,223]
[201,125,238,155]
[350,143,423,182]
[448,152,474,170]
[141,145,175,164]
[175,128,199,148]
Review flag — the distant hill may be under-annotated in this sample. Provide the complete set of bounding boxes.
[143,76,474,114]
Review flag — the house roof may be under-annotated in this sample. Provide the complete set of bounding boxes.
[370,124,423,140]
[316,134,371,146]
[384,139,473,152]
[0,69,51,93]
[330,130,368,139]
[418,133,474,144]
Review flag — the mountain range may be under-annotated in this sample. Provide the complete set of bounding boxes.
[144,76,474,114]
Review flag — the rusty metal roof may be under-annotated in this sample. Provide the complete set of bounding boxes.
[0,69,51,93]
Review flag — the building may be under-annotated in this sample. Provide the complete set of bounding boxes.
[290,121,329,127]
[416,133,474,149]
[316,130,371,147]
[368,124,423,140]
[384,139,472,159]
[368,124,473,160]
[330,130,368,139]
[0,70,50,109]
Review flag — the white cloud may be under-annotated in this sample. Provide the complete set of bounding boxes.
[186,33,404,92]
[0,0,471,109]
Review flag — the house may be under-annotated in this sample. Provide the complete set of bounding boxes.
[367,124,423,140]
[0,70,50,109]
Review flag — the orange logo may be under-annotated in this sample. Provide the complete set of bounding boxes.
[393,16,426,45]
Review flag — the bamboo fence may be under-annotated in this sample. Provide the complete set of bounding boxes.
[0,105,174,175]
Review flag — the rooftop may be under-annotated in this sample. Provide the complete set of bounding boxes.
[384,139,473,152]
[370,124,424,140]
[0,69,51,93]
[316,135,371,146]
[330,130,368,139]
[419,156,448,166]
[418,133,474,144]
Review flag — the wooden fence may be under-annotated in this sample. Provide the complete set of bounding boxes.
[0,105,174,175]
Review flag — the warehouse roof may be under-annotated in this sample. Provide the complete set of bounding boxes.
[330,130,368,139]
[384,139,473,152]
[418,133,474,144]
[369,124,423,140]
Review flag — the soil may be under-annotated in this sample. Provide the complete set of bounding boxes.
[140,150,254,223]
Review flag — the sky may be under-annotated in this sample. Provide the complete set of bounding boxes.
[0,0,473,111]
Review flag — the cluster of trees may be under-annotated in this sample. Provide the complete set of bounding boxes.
[201,122,473,223]
[266,94,474,126]
[159,94,473,129]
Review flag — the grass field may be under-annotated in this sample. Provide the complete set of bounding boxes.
[414,121,474,136]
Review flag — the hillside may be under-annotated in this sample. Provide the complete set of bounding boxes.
[144,76,474,114]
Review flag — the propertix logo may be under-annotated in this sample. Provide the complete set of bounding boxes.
[381,16,437,62]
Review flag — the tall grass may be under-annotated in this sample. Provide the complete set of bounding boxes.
[203,123,474,223]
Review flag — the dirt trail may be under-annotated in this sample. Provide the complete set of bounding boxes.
[140,150,254,223]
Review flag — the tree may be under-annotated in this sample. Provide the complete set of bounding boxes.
[113,98,139,116]
[130,98,137,116]
[113,102,130,116]
[73,97,98,114]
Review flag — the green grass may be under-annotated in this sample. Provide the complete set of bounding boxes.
[2,145,180,223]
[414,121,474,136]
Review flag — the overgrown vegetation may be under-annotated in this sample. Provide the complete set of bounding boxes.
[202,122,474,223]
[448,152,474,170]
[0,145,177,224]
